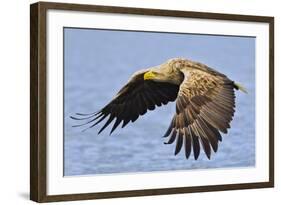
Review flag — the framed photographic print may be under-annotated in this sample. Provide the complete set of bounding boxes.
[30,1,274,202]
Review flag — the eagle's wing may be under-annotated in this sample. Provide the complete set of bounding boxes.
[163,68,236,160]
[72,70,179,134]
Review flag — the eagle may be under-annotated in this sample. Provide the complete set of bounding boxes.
[71,58,246,160]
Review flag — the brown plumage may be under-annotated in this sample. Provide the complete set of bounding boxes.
[71,58,246,160]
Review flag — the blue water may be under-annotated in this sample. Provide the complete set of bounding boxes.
[63,28,255,176]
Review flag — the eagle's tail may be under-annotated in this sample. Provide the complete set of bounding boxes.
[234,82,248,93]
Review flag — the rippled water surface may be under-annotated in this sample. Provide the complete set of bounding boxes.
[64,28,255,176]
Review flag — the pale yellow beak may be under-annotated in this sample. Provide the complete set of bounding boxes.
[144,71,156,80]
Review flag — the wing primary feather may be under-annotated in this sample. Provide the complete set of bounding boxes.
[186,106,196,122]
[194,120,209,140]
[215,93,234,105]
[199,135,211,159]
[143,84,157,110]
[72,112,106,128]
[132,95,141,120]
[174,114,180,129]
[129,99,139,122]
[190,95,210,107]
[164,129,177,144]
[200,109,228,133]
[122,119,130,128]
[146,86,162,106]
[175,129,183,155]
[81,114,109,132]
[161,85,179,100]
[70,114,99,120]
[143,91,156,110]
[182,112,190,127]
[183,128,192,159]
[98,114,115,134]
[188,126,200,160]
[153,87,171,102]
[136,94,146,115]
[194,120,212,158]
[207,122,222,142]
[138,93,148,115]
[176,96,186,114]
[163,117,175,138]
[75,111,98,116]
[204,103,232,124]
[208,101,235,117]
[121,101,132,128]
[110,117,122,135]
[197,116,218,152]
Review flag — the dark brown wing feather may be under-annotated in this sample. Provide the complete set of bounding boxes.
[164,69,236,160]
[72,70,179,134]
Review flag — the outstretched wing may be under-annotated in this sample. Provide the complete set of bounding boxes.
[72,70,180,134]
[163,68,236,160]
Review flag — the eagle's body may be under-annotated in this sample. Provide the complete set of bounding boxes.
[72,58,246,160]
